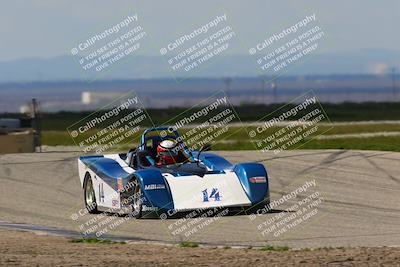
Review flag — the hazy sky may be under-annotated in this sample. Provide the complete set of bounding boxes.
[0,0,399,61]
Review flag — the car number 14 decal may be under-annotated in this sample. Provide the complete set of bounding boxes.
[202,188,221,202]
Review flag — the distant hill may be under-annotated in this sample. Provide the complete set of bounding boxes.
[0,49,399,83]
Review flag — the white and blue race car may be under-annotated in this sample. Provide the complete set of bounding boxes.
[78,127,270,219]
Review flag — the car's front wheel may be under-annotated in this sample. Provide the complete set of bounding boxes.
[131,179,143,219]
[84,174,99,214]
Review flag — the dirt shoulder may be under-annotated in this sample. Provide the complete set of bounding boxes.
[0,229,399,267]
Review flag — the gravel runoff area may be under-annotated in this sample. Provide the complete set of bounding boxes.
[1,229,400,267]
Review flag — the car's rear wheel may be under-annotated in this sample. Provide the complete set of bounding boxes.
[84,175,99,214]
[131,179,143,219]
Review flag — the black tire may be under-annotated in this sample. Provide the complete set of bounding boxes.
[130,178,143,219]
[84,174,99,214]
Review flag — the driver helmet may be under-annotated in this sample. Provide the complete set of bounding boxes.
[157,139,179,165]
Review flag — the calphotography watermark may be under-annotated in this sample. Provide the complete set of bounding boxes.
[248,91,332,155]
[166,206,229,238]
[70,181,143,237]
[67,92,152,154]
[249,179,324,238]
[70,13,147,81]
[159,179,235,240]
[159,91,242,151]
[159,14,236,81]
[249,13,325,79]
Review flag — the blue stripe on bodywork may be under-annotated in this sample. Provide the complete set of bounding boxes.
[196,152,233,171]
[234,163,269,204]
[168,170,225,177]
[80,156,130,189]
[134,169,174,210]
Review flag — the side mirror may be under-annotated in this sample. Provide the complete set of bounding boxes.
[128,147,137,153]
[196,144,211,163]
[200,144,211,152]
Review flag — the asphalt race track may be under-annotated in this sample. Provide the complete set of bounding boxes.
[0,149,399,248]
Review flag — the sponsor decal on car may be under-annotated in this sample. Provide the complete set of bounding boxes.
[112,199,120,207]
[144,184,166,190]
[142,205,159,211]
[249,176,267,183]
[117,178,123,192]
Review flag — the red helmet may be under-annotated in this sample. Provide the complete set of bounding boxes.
[157,139,178,165]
